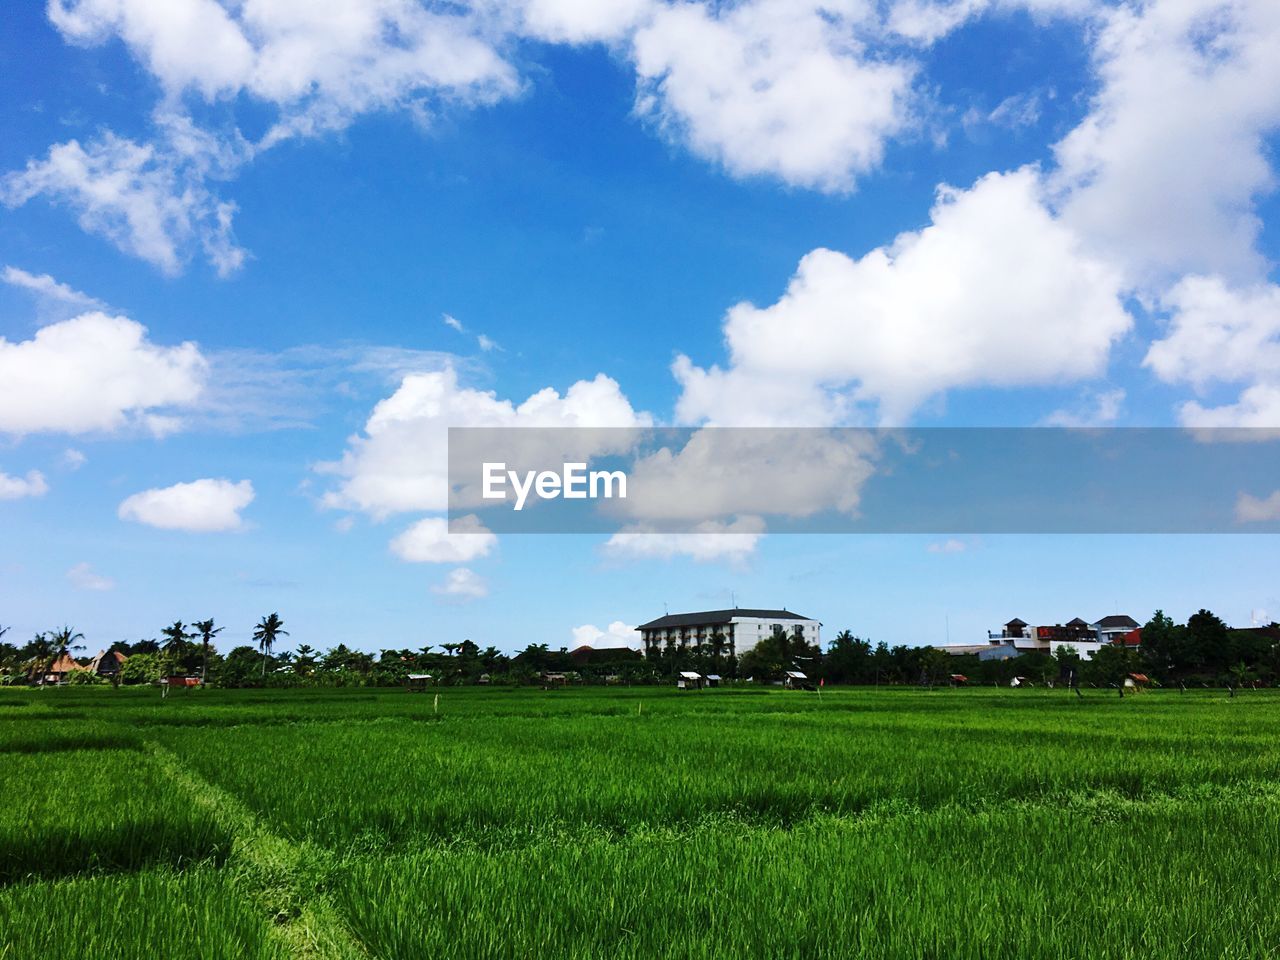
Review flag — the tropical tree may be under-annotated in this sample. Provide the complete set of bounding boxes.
[192,619,223,684]
[252,613,289,677]
[26,633,52,684]
[441,642,460,658]
[161,621,193,674]
[47,626,84,684]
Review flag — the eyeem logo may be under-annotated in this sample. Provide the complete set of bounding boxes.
[482,462,627,511]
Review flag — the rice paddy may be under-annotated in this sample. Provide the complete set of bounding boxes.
[3,685,1279,958]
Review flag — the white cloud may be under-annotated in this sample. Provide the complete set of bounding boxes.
[61,449,87,470]
[632,0,913,191]
[1042,387,1126,427]
[442,313,464,333]
[0,469,49,500]
[493,0,653,43]
[118,478,254,532]
[1,266,102,309]
[603,515,765,564]
[571,620,642,650]
[675,168,1131,424]
[1177,383,1280,429]
[320,365,649,518]
[0,312,206,436]
[1146,276,1280,390]
[1236,490,1280,524]
[67,561,114,591]
[1051,0,1280,287]
[476,334,499,352]
[390,515,497,563]
[430,566,490,601]
[0,314,202,436]
[616,428,879,522]
[1145,276,1280,428]
[887,0,1095,45]
[1,132,246,276]
[48,0,519,143]
[927,537,968,553]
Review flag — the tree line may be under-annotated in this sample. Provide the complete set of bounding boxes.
[2,608,1276,689]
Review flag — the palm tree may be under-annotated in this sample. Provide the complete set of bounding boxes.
[441,642,460,658]
[192,619,223,684]
[252,613,289,678]
[27,632,51,685]
[161,621,193,675]
[47,627,85,684]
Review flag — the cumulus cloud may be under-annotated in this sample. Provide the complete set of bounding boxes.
[1,131,247,276]
[1146,277,1280,390]
[571,620,642,650]
[1042,388,1126,427]
[2,266,102,309]
[390,515,497,563]
[1236,490,1280,524]
[320,365,649,518]
[0,312,206,436]
[0,469,49,500]
[47,0,519,144]
[675,168,1131,424]
[1050,0,1280,287]
[67,561,114,591]
[927,537,968,553]
[61,449,87,470]
[118,478,254,532]
[603,515,765,564]
[431,566,490,601]
[1177,384,1280,429]
[1145,276,1280,427]
[616,428,880,523]
[632,0,912,192]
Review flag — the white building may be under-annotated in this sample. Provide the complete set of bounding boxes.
[637,608,821,659]
[943,614,1139,661]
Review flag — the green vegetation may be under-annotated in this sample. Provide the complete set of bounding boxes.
[0,868,286,960]
[2,685,1279,958]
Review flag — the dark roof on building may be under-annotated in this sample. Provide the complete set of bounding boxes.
[1005,618,1027,627]
[1066,617,1089,627]
[638,608,814,630]
[1095,614,1139,629]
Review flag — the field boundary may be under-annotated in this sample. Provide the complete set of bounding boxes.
[145,742,369,960]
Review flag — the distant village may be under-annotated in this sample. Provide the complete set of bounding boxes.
[3,604,1278,690]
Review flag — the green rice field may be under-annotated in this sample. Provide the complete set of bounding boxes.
[3,685,1279,958]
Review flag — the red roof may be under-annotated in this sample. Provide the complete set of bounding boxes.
[47,654,81,673]
[1116,628,1142,647]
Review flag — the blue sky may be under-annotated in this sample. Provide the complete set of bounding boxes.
[1,0,1279,655]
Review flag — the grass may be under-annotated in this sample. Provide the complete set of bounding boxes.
[0,748,232,883]
[3,685,1279,957]
[0,867,287,960]
[333,795,1280,959]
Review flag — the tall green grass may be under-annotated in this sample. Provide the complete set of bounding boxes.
[0,867,285,960]
[153,693,1280,850]
[334,794,1280,959]
[0,750,232,883]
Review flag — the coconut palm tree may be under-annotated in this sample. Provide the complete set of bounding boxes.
[46,627,84,684]
[441,642,460,658]
[161,621,193,674]
[252,613,289,678]
[192,619,223,684]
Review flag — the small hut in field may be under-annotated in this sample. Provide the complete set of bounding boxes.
[677,671,703,690]
[405,673,434,692]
